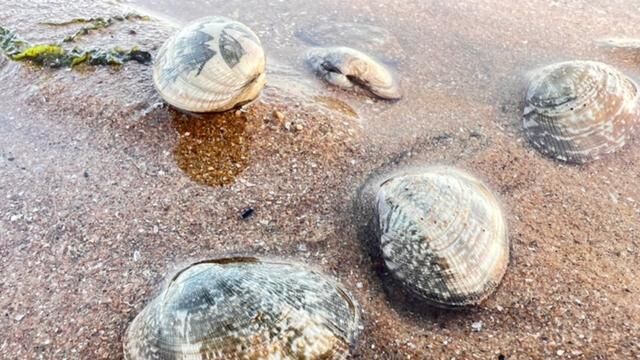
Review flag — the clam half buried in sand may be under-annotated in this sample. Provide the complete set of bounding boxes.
[153,17,266,113]
[523,60,640,163]
[305,46,402,100]
[375,166,509,308]
[124,257,360,359]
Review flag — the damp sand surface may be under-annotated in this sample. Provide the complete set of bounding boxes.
[1,0,639,358]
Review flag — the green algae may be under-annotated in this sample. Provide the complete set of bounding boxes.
[41,13,150,43]
[0,24,151,68]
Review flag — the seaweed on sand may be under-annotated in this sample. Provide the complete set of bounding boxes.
[41,13,150,43]
[0,25,151,68]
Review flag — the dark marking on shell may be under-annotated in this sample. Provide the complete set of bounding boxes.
[162,25,216,85]
[219,28,245,68]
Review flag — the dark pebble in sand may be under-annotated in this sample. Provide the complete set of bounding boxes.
[240,208,255,220]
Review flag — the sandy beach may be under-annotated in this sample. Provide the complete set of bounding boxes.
[0,0,639,358]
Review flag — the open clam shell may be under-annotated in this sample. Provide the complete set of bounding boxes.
[523,60,640,163]
[305,46,402,100]
[124,257,360,359]
[153,17,266,113]
[375,166,509,308]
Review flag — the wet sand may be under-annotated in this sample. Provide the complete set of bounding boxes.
[1,0,639,358]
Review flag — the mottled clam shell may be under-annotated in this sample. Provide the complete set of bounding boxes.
[523,60,640,163]
[305,46,402,100]
[124,257,360,360]
[153,17,266,113]
[375,166,509,308]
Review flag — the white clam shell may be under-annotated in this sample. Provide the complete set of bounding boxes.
[375,166,509,308]
[124,257,360,359]
[305,46,402,100]
[523,60,640,163]
[153,17,266,113]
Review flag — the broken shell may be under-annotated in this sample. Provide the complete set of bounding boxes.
[375,166,509,308]
[153,17,266,113]
[124,257,360,359]
[305,46,402,100]
[523,60,640,163]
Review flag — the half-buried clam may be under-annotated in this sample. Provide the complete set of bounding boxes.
[124,257,360,359]
[374,166,509,308]
[153,17,266,113]
[305,46,402,100]
[523,60,640,163]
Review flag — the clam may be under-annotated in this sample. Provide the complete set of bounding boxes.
[153,17,266,113]
[375,166,509,308]
[124,257,360,359]
[523,60,640,163]
[305,46,402,100]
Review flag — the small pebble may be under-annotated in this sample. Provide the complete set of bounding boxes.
[297,243,308,252]
[471,321,483,332]
[240,208,255,219]
[356,282,363,289]
[274,110,285,121]
[133,250,141,262]
[557,349,565,356]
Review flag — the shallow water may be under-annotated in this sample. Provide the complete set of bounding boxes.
[1,0,640,358]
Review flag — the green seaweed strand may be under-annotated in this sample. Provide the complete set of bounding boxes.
[41,13,150,43]
[0,25,151,68]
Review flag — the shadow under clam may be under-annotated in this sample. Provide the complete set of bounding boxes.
[170,109,253,187]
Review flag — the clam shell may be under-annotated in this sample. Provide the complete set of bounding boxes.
[375,166,509,308]
[305,46,402,100]
[153,17,266,113]
[523,60,640,163]
[124,257,360,359]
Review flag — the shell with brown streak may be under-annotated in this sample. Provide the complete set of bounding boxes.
[523,60,640,163]
[305,46,402,100]
[153,17,266,113]
[124,257,360,359]
[375,166,509,308]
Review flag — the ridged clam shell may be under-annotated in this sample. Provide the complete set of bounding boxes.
[523,60,640,163]
[153,17,266,113]
[305,47,402,100]
[124,257,360,359]
[375,166,509,308]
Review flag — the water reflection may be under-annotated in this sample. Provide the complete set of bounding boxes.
[171,109,252,186]
[313,96,359,118]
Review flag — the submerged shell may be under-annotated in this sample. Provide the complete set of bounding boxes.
[375,166,509,308]
[124,257,360,360]
[153,17,266,113]
[296,21,404,63]
[523,60,640,163]
[305,46,402,100]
